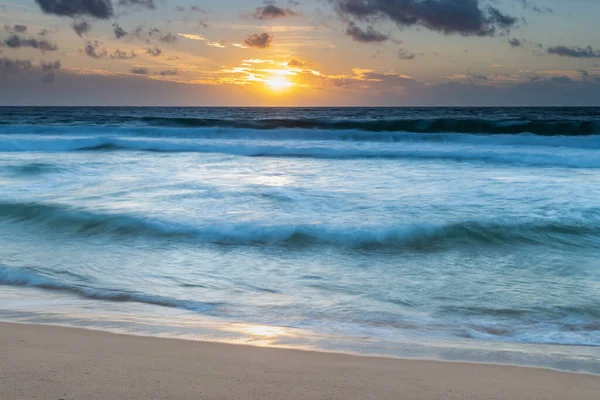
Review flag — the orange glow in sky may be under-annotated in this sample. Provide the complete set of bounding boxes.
[265,76,294,91]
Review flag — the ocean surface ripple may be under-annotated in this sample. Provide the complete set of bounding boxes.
[1,107,599,367]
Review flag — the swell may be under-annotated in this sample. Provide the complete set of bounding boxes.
[2,116,600,135]
[2,162,64,176]
[1,200,599,250]
[136,117,600,136]
[0,265,219,312]
[1,136,599,168]
[5,125,600,148]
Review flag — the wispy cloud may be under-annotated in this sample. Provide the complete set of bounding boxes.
[178,33,206,41]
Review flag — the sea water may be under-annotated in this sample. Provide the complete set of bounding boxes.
[0,107,599,372]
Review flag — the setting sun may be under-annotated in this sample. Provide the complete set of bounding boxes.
[265,76,294,91]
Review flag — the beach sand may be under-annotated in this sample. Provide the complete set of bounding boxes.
[1,322,598,400]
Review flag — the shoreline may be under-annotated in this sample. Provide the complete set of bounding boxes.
[2,322,599,400]
[3,319,600,377]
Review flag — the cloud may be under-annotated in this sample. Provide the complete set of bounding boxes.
[517,0,553,15]
[550,76,574,84]
[146,47,162,56]
[40,60,62,83]
[113,23,128,39]
[288,58,310,68]
[547,45,600,58]
[9,25,28,34]
[345,22,388,43]
[178,33,206,41]
[397,48,416,60]
[4,35,58,51]
[0,57,33,74]
[160,33,178,44]
[130,66,149,74]
[118,0,155,9]
[0,58,61,84]
[40,60,61,72]
[360,70,423,89]
[110,49,136,59]
[83,41,107,58]
[509,38,521,48]
[34,0,114,19]
[158,69,178,76]
[207,41,226,48]
[73,20,91,37]
[244,32,273,49]
[252,5,299,19]
[333,0,517,38]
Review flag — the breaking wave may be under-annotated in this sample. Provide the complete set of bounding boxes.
[1,200,598,249]
[0,265,219,312]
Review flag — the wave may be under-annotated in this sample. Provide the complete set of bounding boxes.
[1,200,598,249]
[133,117,600,136]
[4,125,600,148]
[0,265,219,312]
[3,114,600,135]
[1,162,63,176]
[1,136,599,168]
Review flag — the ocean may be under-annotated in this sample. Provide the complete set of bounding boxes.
[1,107,599,373]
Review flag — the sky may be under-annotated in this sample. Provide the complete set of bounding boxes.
[0,0,600,106]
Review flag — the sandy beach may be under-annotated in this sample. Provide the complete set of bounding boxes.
[0,322,598,400]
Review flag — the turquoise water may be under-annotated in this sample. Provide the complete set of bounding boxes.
[1,107,599,372]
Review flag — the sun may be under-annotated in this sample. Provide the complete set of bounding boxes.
[265,76,294,91]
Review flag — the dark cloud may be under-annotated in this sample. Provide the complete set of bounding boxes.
[118,0,155,9]
[73,20,92,36]
[110,49,136,59]
[113,23,128,39]
[288,58,309,68]
[518,0,553,15]
[131,26,145,40]
[148,28,162,37]
[397,48,416,60]
[83,41,107,58]
[34,0,114,19]
[253,5,299,19]
[244,32,273,49]
[148,29,178,44]
[5,25,28,34]
[40,60,62,83]
[40,60,61,72]
[130,66,149,74]
[4,35,58,51]
[509,38,521,47]
[159,32,177,44]
[547,45,600,59]
[158,69,178,76]
[13,25,28,34]
[551,76,575,84]
[146,47,162,56]
[0,57,33,74]
[470,73,488,81]
[345,22,388,43]
[333,0,517,38]
[0,57,61,84]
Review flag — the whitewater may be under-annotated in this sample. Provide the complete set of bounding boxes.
[1,107,599,373]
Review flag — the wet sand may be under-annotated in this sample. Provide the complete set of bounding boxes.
[1,322,598,400]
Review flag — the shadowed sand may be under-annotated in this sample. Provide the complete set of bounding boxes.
[1,322,598,400]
